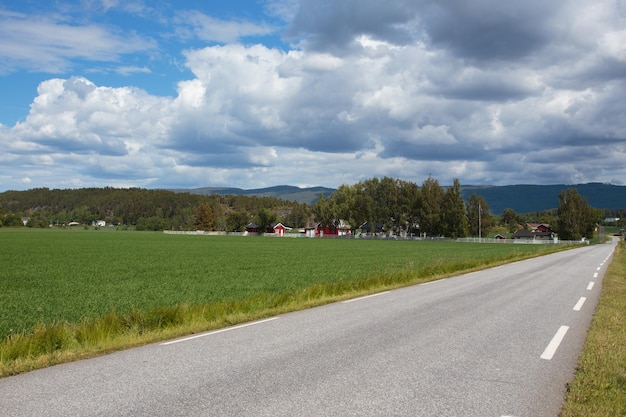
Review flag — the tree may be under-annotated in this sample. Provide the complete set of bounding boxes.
[2,213,24,227]
[466,194,492,237]
[557,188,595,240]
[441,179,468,238]
[419,176,444,236]
[225,211,250,232]
[501,208,520,233]
[194,203,216,231]
[255,207,277,234]
[312,194,339,230]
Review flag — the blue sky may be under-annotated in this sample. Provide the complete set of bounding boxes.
[1,0,626,191]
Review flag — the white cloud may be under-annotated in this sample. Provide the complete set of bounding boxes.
[174,11,276,44]
[0,11,156,74]
[116,66,152,76]
[1,0,626,191]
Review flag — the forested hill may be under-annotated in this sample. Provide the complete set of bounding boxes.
[458,183,626,214]
[0,183,624,218]
[173,185,336,205]
[178,182,625,214]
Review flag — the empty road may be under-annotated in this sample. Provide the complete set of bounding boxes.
[0,239,616,416]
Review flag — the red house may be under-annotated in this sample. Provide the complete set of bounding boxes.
[272,223,292,236]
[245,222,292,236]
[304,221,351,237]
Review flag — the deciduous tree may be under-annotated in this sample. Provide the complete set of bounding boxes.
[255,207,277,234]
[419,176,444,236]
[467,194,492,237]
[441,179,468,238]
[557,188,595,240]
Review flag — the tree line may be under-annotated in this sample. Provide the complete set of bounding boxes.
[0,187,308,232]
[0,179,608,240]
[311,177,491,238]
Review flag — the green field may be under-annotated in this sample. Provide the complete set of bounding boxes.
[1,228,563,340]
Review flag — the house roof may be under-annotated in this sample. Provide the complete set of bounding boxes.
[514,229,553,238]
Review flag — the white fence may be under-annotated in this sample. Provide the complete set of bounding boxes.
[455,237,588,245]
[162,230,590,245]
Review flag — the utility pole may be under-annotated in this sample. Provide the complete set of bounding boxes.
[478,202,482,240]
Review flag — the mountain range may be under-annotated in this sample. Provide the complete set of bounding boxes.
[175,183,626,214]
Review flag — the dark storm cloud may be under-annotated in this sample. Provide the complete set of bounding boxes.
[286,0,562,62]
[286,0,421,51]
[420,1,561,61]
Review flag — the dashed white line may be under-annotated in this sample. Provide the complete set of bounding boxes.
[596,266,602,271]
[593,272,598,278]
[160,317,280,345]
[541,326,569,360]
[342,291,391,303]
[587,282,595,290]
[573,297,587,311]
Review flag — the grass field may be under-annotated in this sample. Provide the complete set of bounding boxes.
[1,228,568,374]
[1,228,563,338]
[559,239,626,416]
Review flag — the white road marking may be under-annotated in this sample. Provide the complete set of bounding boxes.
[596,266,602,271]
[342,291,391,303]
[573,297,587,311]
[541,326,569,360]
[587,282,595,290]
[160,317,280,345]
[593,272,598,278]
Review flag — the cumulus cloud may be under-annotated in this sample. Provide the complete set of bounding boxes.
[1,0,626,190]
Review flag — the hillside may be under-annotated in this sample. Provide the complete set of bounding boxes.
[173,185,335,205]
[177,183,625,214]
[1,183,623,218]
[459,183,626,214]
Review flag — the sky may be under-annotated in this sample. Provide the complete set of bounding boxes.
[1,0,626,192]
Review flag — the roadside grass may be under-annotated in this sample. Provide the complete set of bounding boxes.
[1,228,571,376]
[560,239,626,417]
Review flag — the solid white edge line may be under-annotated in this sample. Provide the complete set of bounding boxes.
[573,297,587,311]
[541,326,569,360]
[160,317,280,345]
[587,282,595,290]
[342,291,391,303]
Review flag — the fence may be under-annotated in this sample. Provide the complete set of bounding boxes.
[456,237,588,245]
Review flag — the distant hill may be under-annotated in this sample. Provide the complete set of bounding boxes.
[173,185,335,205]
[459,183,626,214]
[175,183,625,214]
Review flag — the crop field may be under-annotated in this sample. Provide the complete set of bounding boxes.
[0,228,564,340]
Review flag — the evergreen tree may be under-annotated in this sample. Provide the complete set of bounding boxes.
[194,203,216,231]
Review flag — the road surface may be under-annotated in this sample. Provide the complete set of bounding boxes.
[0,239,617,416]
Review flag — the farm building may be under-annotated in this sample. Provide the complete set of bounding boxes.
[304,221,351,237]
[245,222,293,236]
[513,229,554,241]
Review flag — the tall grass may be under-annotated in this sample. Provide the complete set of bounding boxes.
[1,229,567,376]
[560,240,626,416]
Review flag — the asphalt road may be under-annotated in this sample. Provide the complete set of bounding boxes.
[0,239,617,417]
